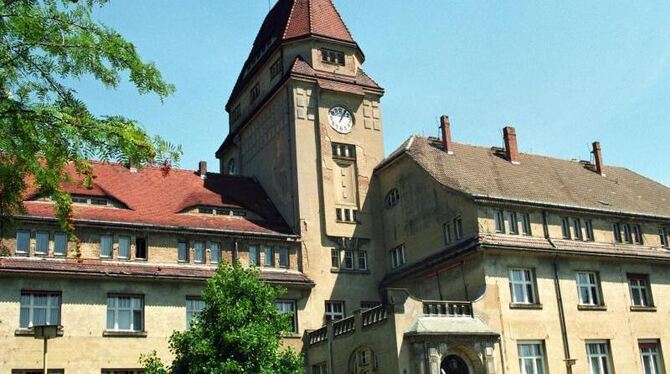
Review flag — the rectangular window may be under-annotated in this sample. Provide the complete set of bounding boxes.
[19,291,61,328]
[521,213,532,236]
[640,340,665,374]
[263,246,274,267]
[573,218,583,240]
[249,245,260,266]
[357,250,368,270]
[343,250,354,270]
[312,363,328,374]
[178,241,189,262]
[100,235,113,258]
[576,272,602,306]
[613,223,623,243]
[135,237,147,259]
[586,341,613,374]
[270,59,282,79]
[633,224,644,244]
[54,233,68,256]
[331,249,340,268]
[106,295,143,332]
[624,223,633,243]
[518,341,546,374]
[561,217,572,239]
[509,268,537,304]
[585,220,595,241]
[325,301,344,322]
[659,227,669,248]
[275,300,297,333]
[210,242,220,264]
[628,274,653,307]
[454,217,464,240]
[278,247,289,268]
[508,212,519,235]
[444,223,453,244]
[35,231,49,255]
[118,236,130,259]
[331,143,356,159]
[321,48,345,65]
[185,297,205,330]
[390,245,406,269]
[16,230,30,254]
[194,241,205,263]
[250,82,260,102]
[494,210,505,233]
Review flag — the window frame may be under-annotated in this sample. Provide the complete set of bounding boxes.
[639,340,665,374]
[561,217,572,239]
[494,210,506,233]
[508,212,519,235]
[331,248,340,269]
[325,300,345,322]
[263,245,274,267]
[54,232,68,256]
[106,294,144,332]
[249,245,260,267]
[134,237,147,260]
[444,222,453,244]
[278,246,289,268]
[19,290,62,329]
[193,240,205,263]
[454,216,464,240]
[576,271,603,307]
[357,250,368,271]
[177,241,189,262]
[321,48,345,66]
[517,340,547,374]
[613,223,623,243]
[16,230,30,255]
[118,235,130,259]
[185,296,205,330]
[509,268,538,305]
[659,227,669,248]
[585,220,595,241]
[389,245,406,269]
[35,231,49,255]
[628,273,654,307]
[100,235,113,258]
[585,340,613,374]
[572,218,583,240]
[275,299,298,333]
[210,241,220,264]
[521,213,532,236]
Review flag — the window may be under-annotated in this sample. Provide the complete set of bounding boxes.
[659,227,669,248]
[250,82,260,102]
[508,212,519,235]
[227,158,236,175]
[118,236,130,259]
[633,224,644,244]
[325,301,344,322]
[521,213,532,236]
[624,223,634,243]
[336,207,359,223]
[613,223,623,243]
[573,218,583,240]
[321,48,345,65]
[106,295,143,332]
[586,341,613,374]
[640,340,665,374]
[13,371,64,374]
[454,217,464,240]
[185,297,205,329]
[231,104,241,123]
[16,230,30,254]
[576,272,602,306]
[278,247,289,268]
[509,268,538,304]
[494,210,505,233]
[384,188,400,208]
[343,250,354,270]
[194,241,205,263]
[585,220,595,241]
[312,363,328,374]
[101,371,143,374]
[628,274,653,307]
[444,222,453,244]
[332,143,356,160]
[270,59,282,79]
[389,245,406,269]
[100,235,113,258]
[54,233,68,256]
[249,245,260,266]
[35,231,49,255]
[331,248,340,268]
[357,250,368,270]
[135,237,147,259]
[210,242,220,264]
[561,217,572,239]
[518,341,546,374]
[275,300,297,333]
[263,246,274,267]
[19,291,61,328]
[178,241,189,262]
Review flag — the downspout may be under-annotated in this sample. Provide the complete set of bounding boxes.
[233,239,239,262]
[543,211,574,373]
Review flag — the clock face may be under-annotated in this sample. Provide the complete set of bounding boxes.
[328,106,353,134]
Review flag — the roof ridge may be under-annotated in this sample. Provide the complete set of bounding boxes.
[307,0,313,34]
[283,0,298,39]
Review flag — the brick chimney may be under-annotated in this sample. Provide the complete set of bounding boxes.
[198,161,207,179]
[439,115,454,154]
[503,126,520,164]
[592,141,605,176]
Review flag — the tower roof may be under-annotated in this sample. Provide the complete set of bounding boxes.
[227,0,360,110]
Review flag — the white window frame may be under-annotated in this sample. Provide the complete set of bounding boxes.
[494,210,505,233]
[357,250,368,270]
[343,250,354,270]
[325,301,344,322]
[573,218,583,240]
[521,213,532,236]
[586,340,613,374]
[278,247,289,268]
[178,241,189,262]
[508,212,519,235]
[100,235,113,258]
[263,246,274,267]
[576,272,602,306]
[275,299,297,333]
[249,245,260,266]
[16,230,30,254]
[640,340,665,374]
[35,231,49,255]
[518,341,547,374]
[210,242,220,264]
[390,245,405,269]
[106,294,143,332]
[628,274,652,307]
[118,236,130,259]
[194,241,205,263]
[331,248,340,269]
[585,220,595,241]
[19,291,61,328]
[561,217,572,239]
[509,268,538,304]
[54,233,68,256]
[185,297,205,330]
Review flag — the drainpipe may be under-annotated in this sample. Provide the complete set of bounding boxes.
[543,211,574,373]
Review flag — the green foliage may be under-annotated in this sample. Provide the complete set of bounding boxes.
[141,261,304,374]
[0,0,181,247]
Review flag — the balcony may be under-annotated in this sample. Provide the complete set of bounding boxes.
[422,300,473,318]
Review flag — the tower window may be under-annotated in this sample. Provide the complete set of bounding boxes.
[321,49,345,66]
[332,143,356,160]
[384,188,400,208]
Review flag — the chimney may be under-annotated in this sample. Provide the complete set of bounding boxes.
[503,126,520,164]
[592,141,605,176]
[198,161,207,179]
[439,115,454,154]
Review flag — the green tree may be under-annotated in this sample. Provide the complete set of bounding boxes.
[0,0,181,255]
[141,261,303,374]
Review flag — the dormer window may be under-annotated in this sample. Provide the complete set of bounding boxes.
[197,206,246,217]
[321,48,345,66]
[70,195,118,207]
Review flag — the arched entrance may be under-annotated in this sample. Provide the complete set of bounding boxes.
[441,354,469,374]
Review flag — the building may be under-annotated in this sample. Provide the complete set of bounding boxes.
[1,1,670,373]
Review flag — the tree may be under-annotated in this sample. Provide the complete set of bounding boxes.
[0,0,181,256]
[141,261,304,374]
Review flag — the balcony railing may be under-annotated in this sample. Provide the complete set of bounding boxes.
[333,315,355,337]
[308,326,328,345]
[361,305,388,328]
[422,300,473,317]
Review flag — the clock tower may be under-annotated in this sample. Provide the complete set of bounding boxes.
[215,0,385,335]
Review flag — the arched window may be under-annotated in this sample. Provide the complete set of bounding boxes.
[227,158,236,175]
[348,346,377,374]
[384,188,400,208]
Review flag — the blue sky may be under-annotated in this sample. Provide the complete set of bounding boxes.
[76,1,670,186]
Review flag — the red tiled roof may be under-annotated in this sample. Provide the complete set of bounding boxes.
[289,56,383,92]
[0,257,315,287]
[21,162,294,237]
